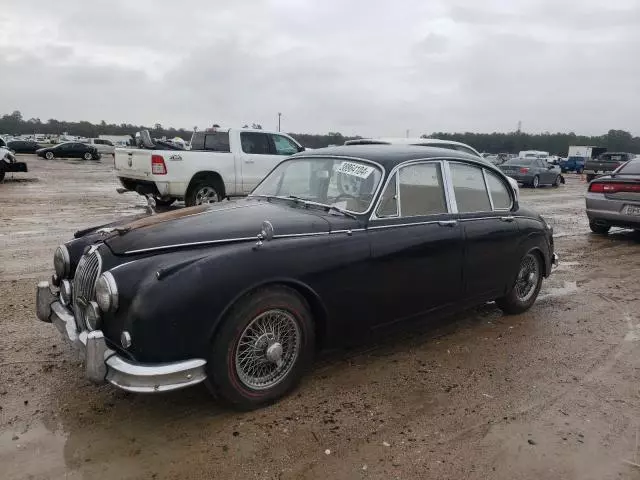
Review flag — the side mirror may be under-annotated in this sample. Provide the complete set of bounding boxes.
[298,145,306,152]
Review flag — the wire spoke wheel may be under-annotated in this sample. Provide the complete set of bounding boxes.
[235,309,301,390]
[515,253,540,302]
[194,186,218,205]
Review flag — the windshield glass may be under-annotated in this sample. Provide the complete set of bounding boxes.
[616,159,640,175]
[250,157,383,213]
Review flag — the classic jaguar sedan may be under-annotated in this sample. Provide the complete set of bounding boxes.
[36,145,557,409]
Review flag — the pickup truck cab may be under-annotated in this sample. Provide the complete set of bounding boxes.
[584,152,637,182]
[114,128,304,206]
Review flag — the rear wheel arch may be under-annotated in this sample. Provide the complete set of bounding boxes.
[186,171,226,199]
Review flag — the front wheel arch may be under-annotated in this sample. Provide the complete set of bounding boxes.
[209,279,327,351]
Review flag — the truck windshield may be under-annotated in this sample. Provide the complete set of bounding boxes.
[250,157,383,214]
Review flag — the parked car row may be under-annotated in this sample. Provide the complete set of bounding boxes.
[0,138,115,157]
[36,143,557,409]
[37,142,101,161]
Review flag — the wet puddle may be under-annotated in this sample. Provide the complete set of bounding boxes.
[0,421,75,480]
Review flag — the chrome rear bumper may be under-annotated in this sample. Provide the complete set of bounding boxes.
[36,281,207,393]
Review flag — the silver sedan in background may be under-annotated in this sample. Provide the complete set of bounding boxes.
[586,158,640,234]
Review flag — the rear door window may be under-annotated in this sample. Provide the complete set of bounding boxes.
[203,132,230,152]
[450,163,492,213]
[241,132,271,155]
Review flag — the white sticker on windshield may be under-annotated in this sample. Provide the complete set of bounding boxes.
[336,161,374,179]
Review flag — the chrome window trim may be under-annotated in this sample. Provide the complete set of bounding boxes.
[368,220,442,230]
[249,154,386,216]
[369,158,453,221]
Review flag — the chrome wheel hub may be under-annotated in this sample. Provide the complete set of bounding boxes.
[515,253,539,302]
[235,309,301,390]
[195,186,218,205]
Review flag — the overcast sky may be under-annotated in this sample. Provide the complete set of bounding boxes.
[1,0,638,136]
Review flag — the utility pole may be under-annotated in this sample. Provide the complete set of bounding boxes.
[406,129,410,138]
[517,120,522,133]
[278,112,282,132]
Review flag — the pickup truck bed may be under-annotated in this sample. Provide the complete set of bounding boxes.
[114,128,304,206]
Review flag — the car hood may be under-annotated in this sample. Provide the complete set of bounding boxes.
[103,199,336,255]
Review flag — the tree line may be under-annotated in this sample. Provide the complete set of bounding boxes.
[1,111,638,154]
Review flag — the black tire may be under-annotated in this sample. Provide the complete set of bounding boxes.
[553,175,561,187]
[205,286,315,410]
[45,151,54,160]
[577,168,584,175]
[0,167,5,182]
[154,197,176,207]
[496,251,544,315]
[531,175,540,188]
[186,180,221,207]
[83,152,92,161]
[589,221,610,235]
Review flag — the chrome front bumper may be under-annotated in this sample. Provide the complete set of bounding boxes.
[36,281,207,393]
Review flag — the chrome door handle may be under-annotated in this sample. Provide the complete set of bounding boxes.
[438,220,458,227]
[500,216,515,222]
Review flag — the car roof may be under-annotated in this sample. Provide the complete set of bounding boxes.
[292,144,484,171]
[345,137,478,149]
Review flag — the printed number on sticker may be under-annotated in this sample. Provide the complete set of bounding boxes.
[336,162,374,179]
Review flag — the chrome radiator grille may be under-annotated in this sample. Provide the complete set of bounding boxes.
[72,248,102,329]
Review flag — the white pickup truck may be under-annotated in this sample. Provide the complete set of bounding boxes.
[114,128,304,206]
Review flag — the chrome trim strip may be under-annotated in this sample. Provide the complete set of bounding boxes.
[368,220,442,230]
[482,168,495,211]
[441,161,458,214]
[125,236,256,254]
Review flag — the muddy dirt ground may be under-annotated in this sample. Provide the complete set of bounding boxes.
[1,155,639,480]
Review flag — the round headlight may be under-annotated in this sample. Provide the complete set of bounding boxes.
[53,245,70,278]
[85,301,102,331]
[95,272,118,312]
[60,279,72,306]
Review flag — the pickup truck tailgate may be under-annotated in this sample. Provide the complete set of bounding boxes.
[114,148,153,179]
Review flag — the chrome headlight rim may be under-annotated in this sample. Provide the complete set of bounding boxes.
[54,245,71,279]
[85,301,102,331]
[59,279,73,306]
[95,271,118,312]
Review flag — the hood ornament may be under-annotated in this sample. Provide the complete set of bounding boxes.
[254,220,274,249]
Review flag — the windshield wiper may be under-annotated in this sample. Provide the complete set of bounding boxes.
[326,205,358,220]
[287,196,358,220]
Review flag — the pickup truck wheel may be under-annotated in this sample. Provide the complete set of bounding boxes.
[553,175,561,187]
[187,182,220,206]
[496,251,543,315]
[45,151,54,160]
[589,221,610,235]
[205,286,315,410]
[531,175,540,188]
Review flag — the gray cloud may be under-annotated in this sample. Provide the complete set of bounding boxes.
[0,0,638,135]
